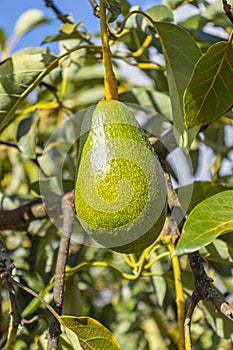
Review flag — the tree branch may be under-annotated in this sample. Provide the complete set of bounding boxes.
[88,0,100,17]
[188,252,233,321]
[0,241,22,350]
[44,0,73,23]
[222,0,233,24]
[0,190,74,231]
[47,195,75,350]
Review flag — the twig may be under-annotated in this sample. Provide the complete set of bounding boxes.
[189,252,233,320]
[3,282,22,350]
[150,131,185,242]
[184,291,199,350]
[88,0,100,17]
[47,195,75,350]
[184,252,233,348]
[222,0,233,24]
[0,241,22,350]
[44,0,73,23]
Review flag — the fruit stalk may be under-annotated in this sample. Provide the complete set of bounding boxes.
[99,0,118,100]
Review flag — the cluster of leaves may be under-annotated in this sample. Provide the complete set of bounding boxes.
[0,0,233,349]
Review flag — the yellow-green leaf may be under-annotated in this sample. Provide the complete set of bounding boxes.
[174,190,233,256]
[184,41,233,129]
[14,9,49,37]
[0,50,57,132]
[61,316,121,350]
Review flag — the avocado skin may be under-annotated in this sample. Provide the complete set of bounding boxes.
[75,100,167,253]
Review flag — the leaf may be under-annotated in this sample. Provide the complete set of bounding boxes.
[178,181,232,214]
[120,87,173,121]
[63,326,83,350]
[61,23,77,35]
[16,111,39,158]
[146,5,174,22]
[184,41,233,129]
[201,235,233,264]
[200,300,233,339]
[104,0,123,22]
[174,190,233,256]
[61,316,121,350]
[153,22,201,148]
[125,5,173,33]
[43,32,82,43]
[0,28,6,50]
[0,50,57,132]
[14,9,49,37]
[150,256,167,306]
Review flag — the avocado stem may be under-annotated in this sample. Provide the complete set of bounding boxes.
[99,0,118,100]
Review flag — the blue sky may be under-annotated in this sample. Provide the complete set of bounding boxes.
[0,0,160,53]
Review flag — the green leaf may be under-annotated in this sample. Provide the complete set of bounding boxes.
[178,181,232,214]
[61,316,121,350]
[153,22,201,148]
[184,41,233,129]
[0,28,6,50]
[16,111,39,158]
[201,235,233,264]
[62,326,83,350]
[125,5,173,33]
[174,190,233,255]
[146,5,174,22]
[104,0,123,22]
[200,300,233,339]
[0,50,57,132]
[121,0,130,16]
[43,32,82,43]
[14,9,49,37]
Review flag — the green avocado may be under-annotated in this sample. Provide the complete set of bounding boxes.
[75,100,167,253]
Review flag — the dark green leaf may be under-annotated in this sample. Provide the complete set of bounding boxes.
[153,22,201,148]
[184,41,233,129]
[121,0,130,16]
[104,0,123,22]
[0,50,57,132]
[174,190,233,255]
[61,316,121,350]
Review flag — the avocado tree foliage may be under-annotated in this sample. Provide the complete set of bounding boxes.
[0,0,233,349]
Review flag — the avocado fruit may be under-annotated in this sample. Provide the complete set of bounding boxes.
[75,100,167,253]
